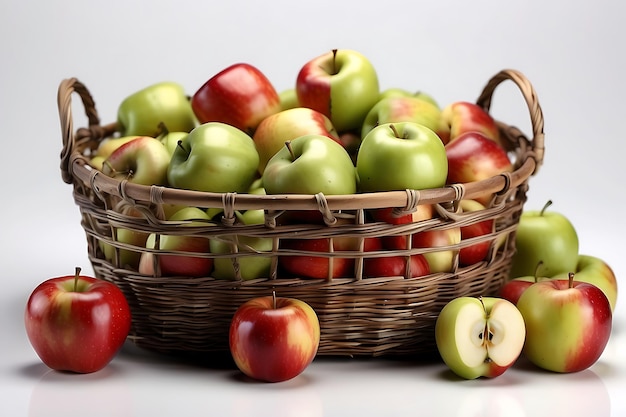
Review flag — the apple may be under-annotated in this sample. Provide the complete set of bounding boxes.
[296,49,380,132]
[516,273,613,373]
[435,296,526,379]
[360,95,448,141]
[363,250,431,279]
[552,254,618,312]
[252,107,341,174]
[138,207,213,277]
[510,200,579,278]
[379,88,440,108]
[279,237,355,279]
[156,128,189,157]
[94,136,142,159]
[356,122,448,192]
[444,131,513,205]
[210,209,274,280]
[458,199,495,266]
[278,88,299,110]
[439,101,500,145]
[411,226,461,273]
[498,261,549,305]
[372,204,434,250]
[101,136,170,186]
[191,63,281,135]
[117,81,197,137]
[229,293,320,382]
[168,122,260,193]
[262,135,357,196]
[24,267,131,373]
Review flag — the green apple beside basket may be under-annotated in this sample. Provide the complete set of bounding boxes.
[57,69,544,357]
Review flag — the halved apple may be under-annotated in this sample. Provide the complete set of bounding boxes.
[435,296,526,379]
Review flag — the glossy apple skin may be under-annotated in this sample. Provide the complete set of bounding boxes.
[516,279,612,373]
[498,276,540,305]
[117,81,197,137]
[280,238,355,279]
[510,203,579,279]
[363,252,430,278]
[262,134,357,196]
[138,207,213,277]
[229,296,320,382]
[411,228,461,273]
[361,96,447,140]
[439,101,500,145]
[24,274,131,373]
[458,199,494,266]
[191,63,280,135]
[168,122,260,193]
[296,49,379,132]
[444,131,512,205]
[252,107,340,174]
[435,297,525,379]
[356,122,448,192]
[102,136,170,186]
[552,254,618,312]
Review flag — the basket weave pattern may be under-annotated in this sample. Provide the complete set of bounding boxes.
[57,69,544,357]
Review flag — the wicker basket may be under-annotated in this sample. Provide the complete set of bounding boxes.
[57,69,544,358]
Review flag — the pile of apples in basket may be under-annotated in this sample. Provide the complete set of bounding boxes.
[25,49,616,382]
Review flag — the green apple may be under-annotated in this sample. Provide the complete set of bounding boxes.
[252,107,340,174]
[156,129,189,157]
[262,135,357,195]
[379,88,440,108]
[210,209,273,280]
[296,49,379,132]
[356,122,448,192]
[552,254,618,312]
[510,200,579,278]
[117,81,197,137]
[435,296,526,379]
[168,122,260,193]
[361,96,447,140]
[278,88,299,110]
[101,136,170,186]
[516,274,613,373]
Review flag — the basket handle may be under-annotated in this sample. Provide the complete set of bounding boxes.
[476,69,545,175]
[57,78,116,184]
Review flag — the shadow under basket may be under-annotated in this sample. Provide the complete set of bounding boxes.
[57,69,545,358]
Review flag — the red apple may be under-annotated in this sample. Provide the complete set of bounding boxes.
[516,273,613,373]
[498,262,549,305]
[372,204,434,251]
[363,251,430,279]
[24,267,131,373]
[439,101,501,146]
[191,63,281,135]
[252,107,341,173]
[445,131,513,205]
[411,227,461,273]
[229,293,320,382]
[458,199,495,266]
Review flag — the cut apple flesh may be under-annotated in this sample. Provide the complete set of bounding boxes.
[484,300,526,366]
[455,302,489,367]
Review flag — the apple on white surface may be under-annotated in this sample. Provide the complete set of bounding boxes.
[356,122,448,192]
[229,293,320,382]
[435,296,526,379]
[516,273,613,373]
[101,136,170,186]
[191,62,281,135]
[296,48,379,132]
[552,254,618,312]
[138,207,213,277]
[24,267,131,373]
[509,200,579,278]
[252,107,341,174]
[167,122,260,193]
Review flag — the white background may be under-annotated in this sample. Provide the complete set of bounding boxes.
[1,0,625,416]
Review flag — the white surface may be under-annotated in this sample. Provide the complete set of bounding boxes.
[2,0,625,416]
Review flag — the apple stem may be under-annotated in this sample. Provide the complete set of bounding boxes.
[389,124,400,138]
[534,261,544,283]
[272,291,277,309]
[331,49,338,74]
[156,122,169,141]
[568,272,575,289]
[540,200,553,216]
[177,140,190,156]
[284,141,296,161]
[74,266,81,292]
